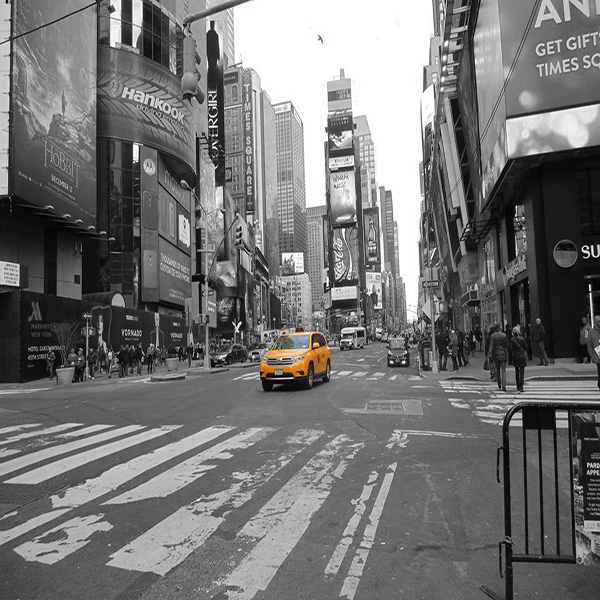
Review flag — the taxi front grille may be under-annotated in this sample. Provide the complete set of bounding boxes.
[266,357,293,365]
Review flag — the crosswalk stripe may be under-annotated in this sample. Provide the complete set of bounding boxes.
[0,426,235,547]
[4,426,180,485]
[106,428,324,576]
[351,371,367,378]
[0,425,146,479]
[104,427,275,504]
[366,372,385,380]
[336,371,351,377]
[14,514,113,565]
[0,423,84,447]
[217,436,363,600]
[340,463,397,600]
[0,424,43,436]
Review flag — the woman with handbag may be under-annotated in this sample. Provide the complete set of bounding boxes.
[511,325,528,393]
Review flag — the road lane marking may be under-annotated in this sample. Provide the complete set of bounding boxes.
[233,372,260,381]
[0,424,43,436]
[366,372,385,381]
[0,423,84,447]
[5,426,180,485]
[336,371,351,377]
[104,427,275,504]
[351,372,367,378]
[325,471,379,577]
[0,389,51,395]
[386,430,409,450]
[218,436,363,600]
[14,514,113,565]
[339,463,397,600]
[0,425,146,479]
[106,428,324,576]
[0,426,233,547]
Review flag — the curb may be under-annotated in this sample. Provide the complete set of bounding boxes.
[150,373,186,382]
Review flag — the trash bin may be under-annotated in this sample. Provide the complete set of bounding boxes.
[419,340,431,370]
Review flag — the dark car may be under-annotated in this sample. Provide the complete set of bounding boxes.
[210,343,248,367]
[387,337,410,367]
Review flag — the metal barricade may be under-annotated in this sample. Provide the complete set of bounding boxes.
[485,401,600,600]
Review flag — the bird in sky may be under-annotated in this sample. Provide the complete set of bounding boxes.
[317,34,323,44]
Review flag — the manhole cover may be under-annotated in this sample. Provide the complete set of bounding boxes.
[342,399,423,416]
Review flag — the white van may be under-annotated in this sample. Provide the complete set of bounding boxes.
[340,326,367,350]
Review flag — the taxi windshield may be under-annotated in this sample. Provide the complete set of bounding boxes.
[388,338,405,349]
[272,334,311,350]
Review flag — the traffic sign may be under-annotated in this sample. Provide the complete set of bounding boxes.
[201,290,215,297]
[422,280,439,288]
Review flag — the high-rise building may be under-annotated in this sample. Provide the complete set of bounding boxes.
[307,205,327,313]
[274,101,307,259]
[393,221,400,280]
[204,1,235,67]
[380,186,396,275]
[354,115,377,205]
[280,273,312,329]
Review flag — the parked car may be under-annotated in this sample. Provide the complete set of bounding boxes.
[249,343,269,362]
[210,343,248,367]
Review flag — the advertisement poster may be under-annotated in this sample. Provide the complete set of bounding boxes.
[363,207,381,268]
[327,80,352,113]
[12,0,97,227]
[572,411,600,565]
[158,238,191,307]
[332,226,359,285]
[97,46,195,176]
[207,22,226,187]
[330,170,357,227]
[19,291,186,382]
[281,252,305,275]
[328,115,354,156]
[366,272,383,310]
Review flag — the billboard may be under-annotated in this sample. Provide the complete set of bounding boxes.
[12,0,97,227]
[332,227,359,285]
[328,115,354,156]
[207,22,226,187]
[329,170,357,227]
[331,286,358,301]
[97,46,195,176]
[363,207,381,268]
[327,79,352,113]
[281,252,305,275]
[242,70,256,215]
[366,272,383,310]
[158,238,191,307]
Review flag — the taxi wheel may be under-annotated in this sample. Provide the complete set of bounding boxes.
[262,380,273,392]
[305,363,314,389]
[322,360,331,383]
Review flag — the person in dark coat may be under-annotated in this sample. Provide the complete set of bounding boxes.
[510,325,528,393]
[119,345,129,378]
[135,343,144,375]
[485,327,495,381]
[490,324,508,391]
[448,330,459,372]
[128,344,135,375]
[87,347,97,380]
[533,318,550,365]
[75,348,86,382]
[435,329,448,371]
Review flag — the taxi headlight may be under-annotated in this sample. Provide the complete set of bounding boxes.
[292,355,305,363]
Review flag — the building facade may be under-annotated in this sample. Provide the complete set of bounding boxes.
[274,101,307,259]
[307,205,327,314]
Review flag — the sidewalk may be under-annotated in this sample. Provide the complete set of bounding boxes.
[420,349,598,383]
[0,359,258,392]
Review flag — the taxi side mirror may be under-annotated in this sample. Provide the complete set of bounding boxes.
[313,342,320,349]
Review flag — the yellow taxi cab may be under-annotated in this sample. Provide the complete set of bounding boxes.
[259,328,331,391]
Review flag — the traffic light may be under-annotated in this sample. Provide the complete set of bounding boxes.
[234,223,243,247]
[181,33,205,104]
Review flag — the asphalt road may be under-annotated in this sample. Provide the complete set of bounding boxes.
[1,343,599,600]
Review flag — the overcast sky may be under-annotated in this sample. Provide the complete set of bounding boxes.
[235,0,433,314]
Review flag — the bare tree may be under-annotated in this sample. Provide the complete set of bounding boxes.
[50,320,82,366]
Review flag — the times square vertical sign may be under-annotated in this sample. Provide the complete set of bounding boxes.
[242,71,255,215]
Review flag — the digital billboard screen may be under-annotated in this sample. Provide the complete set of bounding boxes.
[366,271,383,310]
[281,252,305,275]
[329,170,357,227]
[363,207,381,268]
[328,115,354,157]
[12,0,97,227]
[158,238,191,307]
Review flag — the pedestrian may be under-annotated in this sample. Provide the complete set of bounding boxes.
[87,347,97,380]
[457,329,469,366]
[187,344,193,368]
[490,324,509,391]
[146,343,155,373]
[128,344,135,375]
[160,346,167,365]
[475,325,483,351]
[135,343,144,375]
[75,348,86,382]
[579,317,591,363]
[435,329,448,371]
[532,317,550,365]
[98,345,106,374]
[107,345,115,379]
[510,325,528,393]
[484,328,495,381]
[587,315,600,391]
[448,330,459,371]
[505,324,513,365]
[118,345,127,378]
[178,345,184,362]
[46,349,56,380]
